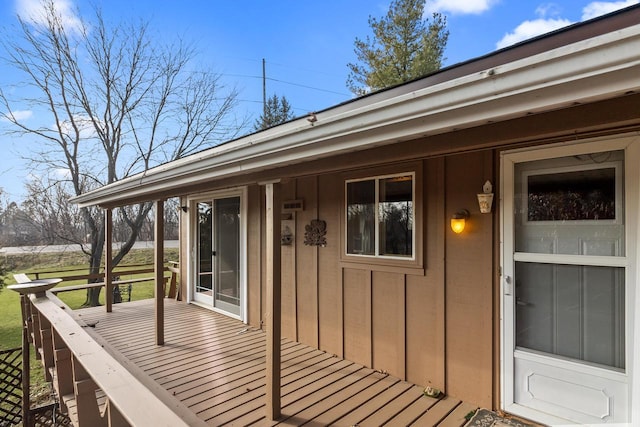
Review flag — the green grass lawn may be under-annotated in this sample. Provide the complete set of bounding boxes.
[0,283,24,350]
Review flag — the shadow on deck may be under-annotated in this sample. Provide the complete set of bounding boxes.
[76,299,477,426]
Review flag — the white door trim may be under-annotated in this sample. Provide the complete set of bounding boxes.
[500,133,640,425]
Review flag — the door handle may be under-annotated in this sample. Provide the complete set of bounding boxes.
[212,251,217,256]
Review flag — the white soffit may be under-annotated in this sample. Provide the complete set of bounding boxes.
[74,23,640,207]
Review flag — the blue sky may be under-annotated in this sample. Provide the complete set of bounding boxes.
[1,0,638,201]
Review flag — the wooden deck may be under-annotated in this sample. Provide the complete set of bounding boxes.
[75,299,477,426]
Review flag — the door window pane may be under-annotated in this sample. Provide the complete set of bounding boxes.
[515,150,624,256]
[515,262,625,369]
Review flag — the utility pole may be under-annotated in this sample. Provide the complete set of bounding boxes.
[262,58,267,118]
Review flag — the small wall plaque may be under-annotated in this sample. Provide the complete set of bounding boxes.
[304,219,327,247]
[282,199,304,213]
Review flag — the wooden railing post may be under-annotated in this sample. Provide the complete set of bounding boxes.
[36,312,54,381]
[105,208,113,313]
[104,400,128,427]
[51,329,73,413]
[19,295,32,427]
[31,301,42,360]
[71,355,106,426]
[155,200,165,346]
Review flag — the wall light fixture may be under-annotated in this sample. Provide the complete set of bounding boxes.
[450,209,470,234]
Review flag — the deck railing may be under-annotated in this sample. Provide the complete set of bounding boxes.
[15,262,180,303]
[14,283,205,427]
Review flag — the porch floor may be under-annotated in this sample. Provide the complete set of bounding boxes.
[76,299,477,426]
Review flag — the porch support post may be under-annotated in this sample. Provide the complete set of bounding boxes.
[105,208,113,313]
[19,294,32,427]
[264,181,282,420]
[155,200,165,346]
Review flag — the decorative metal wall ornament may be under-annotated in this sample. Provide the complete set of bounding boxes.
[304,219,327,247]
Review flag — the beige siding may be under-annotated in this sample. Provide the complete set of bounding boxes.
[343,267,372,367]
[372,271,406,379]
[247,153,495,409]
[444,152,494,408]
[247,185,262,328]
[317,174,343,357]
[295,176,319,348]
[406,157,446,390]
[280,181,297,340]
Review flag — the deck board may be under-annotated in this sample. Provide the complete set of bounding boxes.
[76,300,476,426]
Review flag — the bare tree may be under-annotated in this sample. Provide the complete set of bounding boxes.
[20,175,85,245]
[0,0,243,305]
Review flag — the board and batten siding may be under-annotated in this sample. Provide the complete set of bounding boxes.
[245,152,495,409]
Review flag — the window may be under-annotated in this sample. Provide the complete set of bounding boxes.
[346,173,414,258]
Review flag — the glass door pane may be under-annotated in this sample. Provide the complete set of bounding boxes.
[515,262,625,369]
[514,150,624,256]
[213,197,241,315]
[196,201,213,298]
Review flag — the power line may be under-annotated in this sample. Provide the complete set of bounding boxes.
[221,73,349,97]
[219,56,345,80]
[267,60,345,79]
[268,77,348,96]
[236,98,317,114]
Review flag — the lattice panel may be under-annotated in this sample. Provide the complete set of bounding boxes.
[32,403,72,427]
[0,347,22,426]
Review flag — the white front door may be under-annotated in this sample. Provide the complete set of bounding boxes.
[501,137,639,425]
[191,189,246,320]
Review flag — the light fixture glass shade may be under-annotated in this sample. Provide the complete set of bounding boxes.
[450,217,466,234]
[450,209,470,234]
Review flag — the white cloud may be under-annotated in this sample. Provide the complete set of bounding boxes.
[425,0,499,15]
[582,0,639,20]
[535,3,563,18]
[1,110,33,122]
[51,168,72,180]
[496,18,573,49]
[57,115,98,139]
[495,0,638,50]
[15,0,83,34]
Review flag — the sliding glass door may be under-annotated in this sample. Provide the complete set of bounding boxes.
[193,191,244,318]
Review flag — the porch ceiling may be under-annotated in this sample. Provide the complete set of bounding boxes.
[72,11,640,209]
[76,299,476,426]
